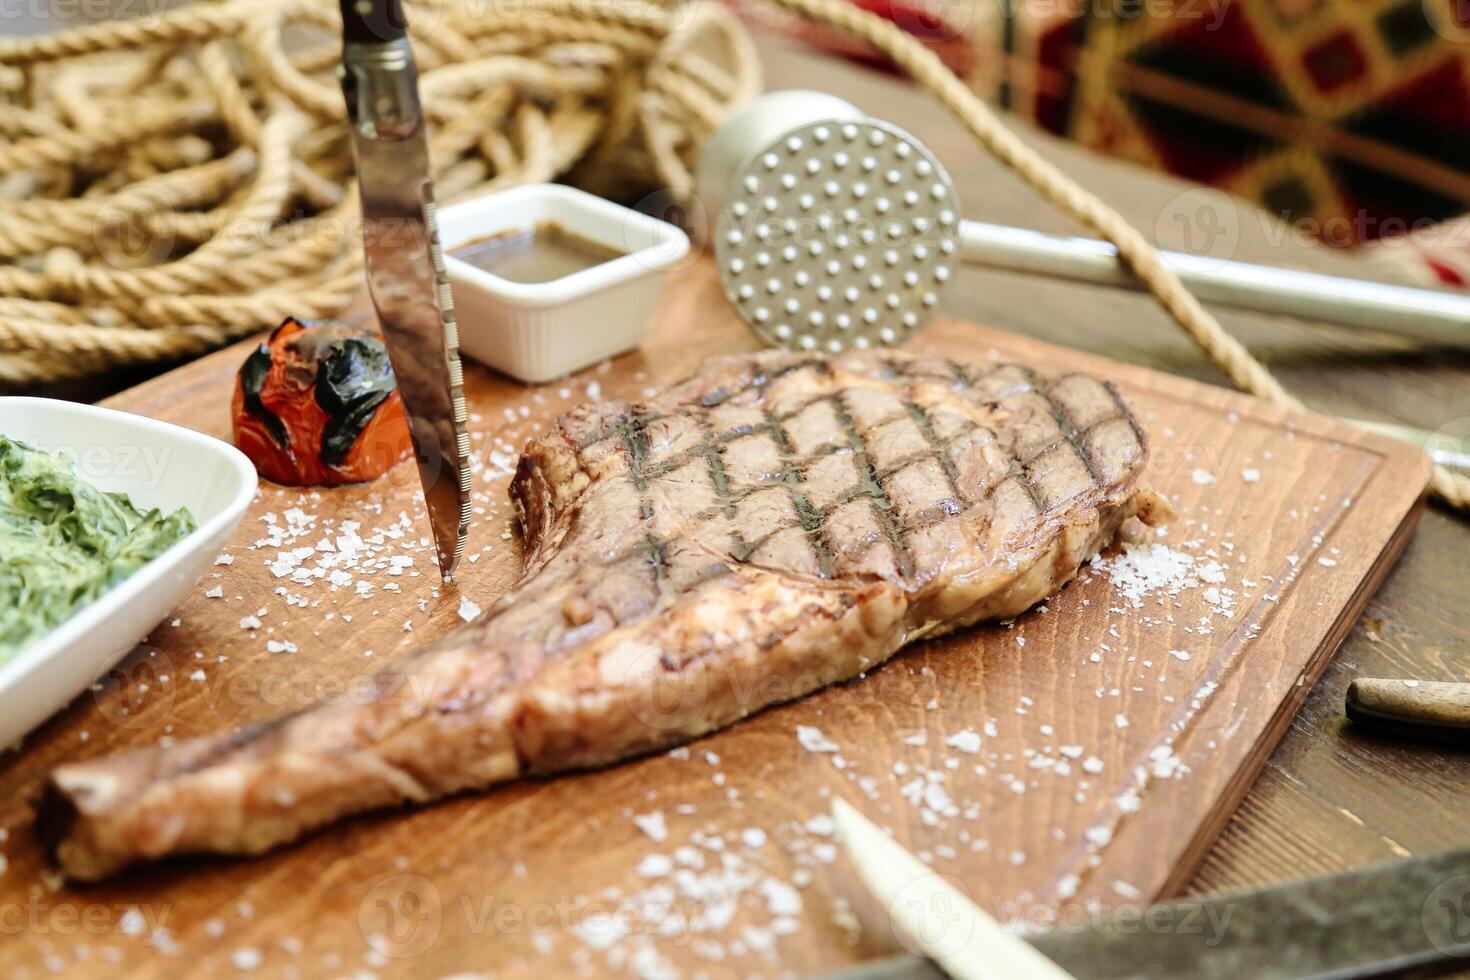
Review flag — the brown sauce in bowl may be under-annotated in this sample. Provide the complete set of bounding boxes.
[450,222,626,284]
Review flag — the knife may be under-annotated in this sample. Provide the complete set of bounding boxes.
[340,0,471,580]
[830,798,1470,979]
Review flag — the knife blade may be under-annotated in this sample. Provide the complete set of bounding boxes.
[831,798,1470,979]
[340,0,470,580]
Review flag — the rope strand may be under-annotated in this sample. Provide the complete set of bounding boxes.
[0,0,759,384]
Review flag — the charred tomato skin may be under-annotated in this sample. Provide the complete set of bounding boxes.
[231,318,413,486]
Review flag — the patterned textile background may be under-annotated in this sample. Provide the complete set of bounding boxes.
[977,0,1470,250]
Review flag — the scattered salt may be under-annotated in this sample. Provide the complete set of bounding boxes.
[636,854,673,877]
[458,596,482,621]
[944,729,981,754]
[230,947,262,971]
[633,811,667,843]
[796,725,840,753]
[760,879,802,916]
[118,908,146,936]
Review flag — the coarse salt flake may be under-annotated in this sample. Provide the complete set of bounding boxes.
[944,729,981,754]
[458,596,482,621]
[796,725,840,753]
[232,947,262,971]
[633,811,667,842]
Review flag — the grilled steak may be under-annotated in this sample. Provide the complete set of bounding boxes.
[40,350,1165,880]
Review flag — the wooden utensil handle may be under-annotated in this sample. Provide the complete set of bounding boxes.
[1347,678,1470,738]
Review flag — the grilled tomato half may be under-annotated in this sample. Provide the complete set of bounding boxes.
[232,318,413,486]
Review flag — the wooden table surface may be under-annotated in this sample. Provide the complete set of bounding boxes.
[6,7,1470,966]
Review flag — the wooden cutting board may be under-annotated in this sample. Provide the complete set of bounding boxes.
[0,259,1428,978]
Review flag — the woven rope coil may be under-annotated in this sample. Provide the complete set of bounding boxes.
[3,0,1465,510]
[0,0,761,383]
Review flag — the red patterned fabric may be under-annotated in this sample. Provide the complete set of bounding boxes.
[992,0,1470,247]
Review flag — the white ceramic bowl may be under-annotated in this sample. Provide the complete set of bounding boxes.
[441,184,691,383]
[0,398,257,747]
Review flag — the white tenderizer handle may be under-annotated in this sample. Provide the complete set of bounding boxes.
[960,221,1470,347]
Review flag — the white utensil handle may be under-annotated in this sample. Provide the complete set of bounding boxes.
[960,220,1470,347]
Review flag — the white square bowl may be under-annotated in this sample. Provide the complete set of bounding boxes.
[0,398,257,747]
[441,184,690,383]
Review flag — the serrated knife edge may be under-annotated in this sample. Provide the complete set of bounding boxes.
[340,3,470,580]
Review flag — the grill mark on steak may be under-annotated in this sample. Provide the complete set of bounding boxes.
[1026,366,1103,487]
[1106,381,1149,450]
[611,410,671,594]
[758,406,835,578]
[828,390,914,581]
[39,349,1168,880]
[905,400,968,506]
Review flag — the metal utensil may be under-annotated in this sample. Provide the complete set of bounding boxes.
[831,797,1470,979]
[340,0,471,581]
[698,90,1470,354]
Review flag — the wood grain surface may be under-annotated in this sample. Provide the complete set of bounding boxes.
[0,257,1428,977]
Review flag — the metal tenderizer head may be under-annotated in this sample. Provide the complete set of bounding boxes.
[698,91,961,353]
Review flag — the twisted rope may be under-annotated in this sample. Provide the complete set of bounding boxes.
[0,0,760,380]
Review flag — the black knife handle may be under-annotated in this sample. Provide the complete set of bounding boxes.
[340,0,407,43]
